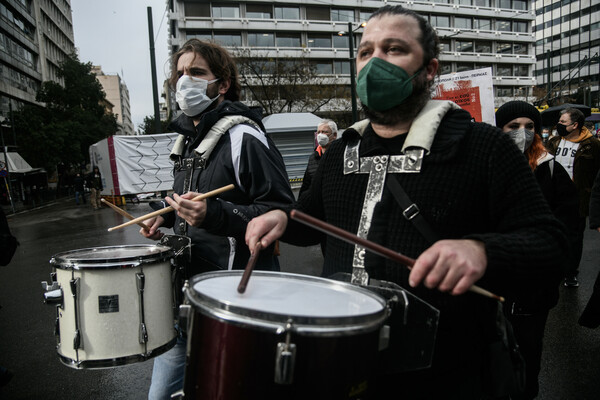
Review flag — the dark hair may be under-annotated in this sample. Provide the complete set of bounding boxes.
[170,39,241,101]
[368,5,440,66]
[560,108,585,130]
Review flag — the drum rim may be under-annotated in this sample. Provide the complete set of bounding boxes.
[50,244,174,270]
[57,335,177,369]
[185,270,390,336]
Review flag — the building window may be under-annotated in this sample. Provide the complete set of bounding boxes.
[475,18,492,30]
[474,0,491,6]
[513,43,527,54]
[439,40,451,52]
[331,8,354,22]
[246,4,272,19]
[334,60,351,74]
[184,2,210,17]
[359,10,373,22]
[456,41,474,52]
[514,65,528,76]
[456,63,474,72]
[307,34,332,48]
[311,61,333,74]
[440,63,452,74]
[276,33,301,47]
[248,32,274,47]
[333,35,349,49]
[212,5,239,19]
[430,15,450,28]
[514,21,527,33]
[497,87,513,97]
[498,0,511,8]
[496,20,511,32]
[475,41,492,53]
[497,42,512,54]
[213,33,241,46]
[512,0,528,11]
[457,0,472,5]
[306,6,329,21]
[274,7,299,20]
[187,31,212,41]
[497,65,512,76]
[455,17,472,30]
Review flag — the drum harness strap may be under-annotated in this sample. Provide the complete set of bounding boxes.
[169,115,262,236]
[344,100,459,286]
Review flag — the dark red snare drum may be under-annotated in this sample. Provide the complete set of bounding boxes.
[179,270,389,400]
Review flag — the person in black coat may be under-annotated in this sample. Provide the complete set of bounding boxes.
[298,120,338,198]
[496,100,579,400]
[579,169,600,328]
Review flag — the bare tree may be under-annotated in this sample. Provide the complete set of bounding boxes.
[234,49,338,115]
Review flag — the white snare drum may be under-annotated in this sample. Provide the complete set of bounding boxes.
[180,271,389,400]
[43,245,177,369]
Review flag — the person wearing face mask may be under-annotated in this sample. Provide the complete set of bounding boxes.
[298,120,338,198]
[140,39,294,399]
[245,5,567,399]
[496,100,579,400]
[546,108,600,288]
[541,127,551,145]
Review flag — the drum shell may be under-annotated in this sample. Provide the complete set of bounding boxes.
[182,271,388,400]
[50,245,177,368]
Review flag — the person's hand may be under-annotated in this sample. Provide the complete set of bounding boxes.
[596,228,600,233]
[165,192,207,227]
[139,215,165,240]
[409,239,487,295]
[245,210,288,251]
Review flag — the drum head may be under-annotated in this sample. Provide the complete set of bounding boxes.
[50,245,173,269]
[187,271,388,335]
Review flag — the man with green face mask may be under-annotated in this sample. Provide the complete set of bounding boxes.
[245,5,567,399]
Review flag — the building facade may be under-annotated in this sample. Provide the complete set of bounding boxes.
[91,66,134,136]
[0,0,75,121]
[167,0,537,121]
[534,0,599,107]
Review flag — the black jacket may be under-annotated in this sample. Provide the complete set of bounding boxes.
[298,148,322,198]
[164,101,294,275]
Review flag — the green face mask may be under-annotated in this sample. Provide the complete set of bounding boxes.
[356,57,423,112]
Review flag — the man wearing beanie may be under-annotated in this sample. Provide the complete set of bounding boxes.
[546,108,600,287]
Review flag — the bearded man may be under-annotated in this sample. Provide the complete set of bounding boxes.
[245,5,567,399]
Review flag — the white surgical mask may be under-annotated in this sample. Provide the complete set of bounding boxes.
[317,133,330,147]
[507,128,535,152]
[176,75,220,117]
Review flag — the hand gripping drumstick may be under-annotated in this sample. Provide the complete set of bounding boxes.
[107,184,235,232]
[290,209,504,302]
[100,198,151,231]
[237,241,262,294]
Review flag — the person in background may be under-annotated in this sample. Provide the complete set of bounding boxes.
[73,173,86,206]
[86,166,103,210]
[298,120,338,198]
[579,168,600,329]
[546,108,600,287]
[495,100,579,400]
[541,127,551,145]
[139,38,294,399]
[246,5,567,399]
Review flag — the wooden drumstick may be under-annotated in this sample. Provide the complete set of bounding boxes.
[238,242,262,294]
[290,209,505,303]
[101,198,151,231]
[107,184,235,232]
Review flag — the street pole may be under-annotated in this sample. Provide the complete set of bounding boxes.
[0,122,15,213]
[546,50,551,104]
[147,7,161,134]
[348,22,358,123]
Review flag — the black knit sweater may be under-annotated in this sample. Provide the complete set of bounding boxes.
[284,108,567,396]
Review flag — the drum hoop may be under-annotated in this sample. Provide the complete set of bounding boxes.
[50,245,174,270]
[186,270,390,336]
[58,335,177,369]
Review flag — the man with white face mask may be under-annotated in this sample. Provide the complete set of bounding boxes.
[298,120,338,198]
[140,39,294,399]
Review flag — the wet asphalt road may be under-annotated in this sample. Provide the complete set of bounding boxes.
[0,197,599,399]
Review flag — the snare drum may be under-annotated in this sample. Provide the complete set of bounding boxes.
[42,245,178,369]
[180,270,389,400]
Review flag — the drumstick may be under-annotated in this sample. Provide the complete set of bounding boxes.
[289,209,505,303]
[101,198,151,231]
[237,242,262,294]
[107,184,235,232]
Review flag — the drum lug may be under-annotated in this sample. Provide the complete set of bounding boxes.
[178,304,192,333]
[274,321,296,385]
[70,278,83,350]
[379,325,391,351]
[136,272,149,345]
[41,280,64,308]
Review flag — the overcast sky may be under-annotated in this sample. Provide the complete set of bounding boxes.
[70,0,170,132]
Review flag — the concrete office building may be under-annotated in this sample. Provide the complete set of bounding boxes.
[0,0,75,120]
[167,0,537,122]
[534,0,600,107]
[91,66,135,136]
